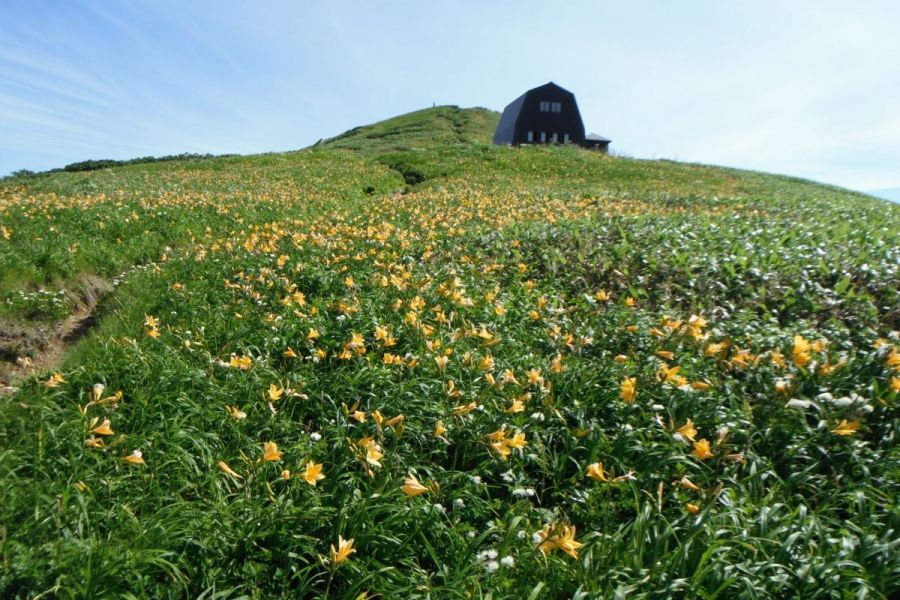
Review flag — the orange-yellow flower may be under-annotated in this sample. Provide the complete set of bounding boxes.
[452,401,477,415]
[619,377,636,403]
[401,474,429,497]
[771,350,786,368]
[358,437,383,468]
[267,384,284,401]
[301,461,325,486]
[658,364,681,383]
[330,535,356,565]
[705,342,727,356]
[831,419,860,436]
[686,503,701,514]
[692,439,714,460]
[506,398,525,414]
[526,368,543,386]
[507,431,527,449]
[500,369,520,386]
[90,418,114,436]
[792,335,811,367]
[677,476,701,491]
[229,355,252,370]
[434,420,447,437]
[675,419,698,442]
[45,372,66,388]
[586,462,607,481]
[262,441,283,462]
[386,414,405,429]
[218,460,242,479]
[226,405,247,420]
[490,439,511,460]
[550,354,564,373]
[122,450,145,464]
[887,348,900,371]
[536,524,584,559]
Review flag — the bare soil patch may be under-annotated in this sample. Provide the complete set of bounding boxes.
[0,275,111,392]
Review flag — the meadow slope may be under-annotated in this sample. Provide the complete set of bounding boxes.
[1,106,899,598]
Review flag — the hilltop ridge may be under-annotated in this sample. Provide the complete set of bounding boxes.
[320,105,500,151]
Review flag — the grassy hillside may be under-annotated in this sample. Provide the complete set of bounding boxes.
[1,107,898,598]
[321,105,500,151]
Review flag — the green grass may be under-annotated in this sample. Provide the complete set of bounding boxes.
[0,107,898,598]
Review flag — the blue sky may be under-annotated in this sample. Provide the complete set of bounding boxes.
[2,1,899,192]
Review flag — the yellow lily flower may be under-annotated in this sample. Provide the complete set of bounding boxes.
[302,461,325,486]
[262,441,283,462]
[675,419,697,442]
[792,335,811,367]
[226,405,247,420]
[45,372,66,388]
[401,475,429,497]
[506,398,525,414]
[619,377,636,403]
[218,461,243,479]
[692,439,714,460]
[122,450,145,464]
[90,418,114,436]
[586,462,607,481]
[831,419,860,436]
[267,384,284,401]
[331,535,355,565]
[677,476,701,491]
[536,524,584,559]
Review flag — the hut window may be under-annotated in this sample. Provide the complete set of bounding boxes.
[539,101,550,112]
[540,132,547,142]
[551,102,561,113]
[527,131,534,142]
[563,133,570,143]
[551,133,559,143]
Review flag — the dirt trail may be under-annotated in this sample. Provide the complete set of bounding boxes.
[0,276,111,393]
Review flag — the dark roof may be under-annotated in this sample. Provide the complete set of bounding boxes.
[492,90,528,144]
[586,133,611,142]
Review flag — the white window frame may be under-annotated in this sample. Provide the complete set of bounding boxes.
[540,132,547,142]
[527,131,534,142]
[539,101,550,112]
[551,132,558,143]
[563,133,570,143]
[551,102,561,113]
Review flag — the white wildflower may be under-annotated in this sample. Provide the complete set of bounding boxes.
[786,398,811,409]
